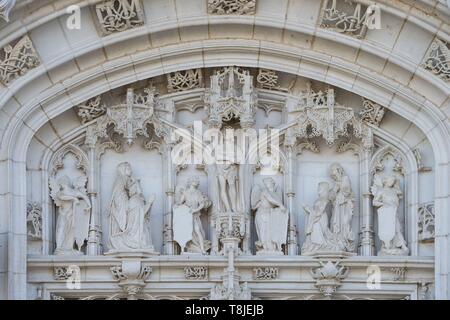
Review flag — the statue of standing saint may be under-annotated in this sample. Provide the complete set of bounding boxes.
[174,177,212,254]
[50,175,91,255]
[372,174,409,256]
[107,162,156,253]
[251,178,288,255]
[329,163,356,252]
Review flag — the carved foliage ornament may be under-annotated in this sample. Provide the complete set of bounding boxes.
[0,35,40,85]
[27,202,42,240]
[418,203,435,242]
[422,38,450,82]
[208,0,256,15]
[96,0,145,35]
[0,0,15,22]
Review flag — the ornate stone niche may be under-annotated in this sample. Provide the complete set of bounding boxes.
[287,83,373,256]
[48,144,91,256]
[83,87,171,255]
[370,147,409,256]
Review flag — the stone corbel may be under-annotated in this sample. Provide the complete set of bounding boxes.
[110,259,152,300]
[311,261,348,298]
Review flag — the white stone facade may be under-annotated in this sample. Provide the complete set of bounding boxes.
[0,0,449,300]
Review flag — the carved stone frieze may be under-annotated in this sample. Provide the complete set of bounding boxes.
[184,267,208,280]
[253,267,279,280]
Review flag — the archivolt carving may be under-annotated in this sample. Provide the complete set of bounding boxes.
[95,0,145,35]
[207,0,256,15]
[422,38,450,82]
[320,0,374,38]
[0,35,40,85]
[167,69,203,93]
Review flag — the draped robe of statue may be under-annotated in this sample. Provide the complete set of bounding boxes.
[108,162,155,252]
[251,178,288,254]
[330,164,356,252]
[52,176,91,255]
[174,177,211,254]
[302,182,340,255]
[372,174,409,256]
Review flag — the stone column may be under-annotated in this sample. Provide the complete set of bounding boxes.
[359,146,375,256]
[286,145,298,255]
[87,146,102,255]
[163,143,176,255]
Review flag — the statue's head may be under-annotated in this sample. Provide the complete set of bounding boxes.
[128,179,142,196]
[263,177,276,191]
[117,162,132,177]
[58,175,72,189]
[330,163,344,181]
[318,182,330,198]
[383,175,397,188]
[187,176,200,188]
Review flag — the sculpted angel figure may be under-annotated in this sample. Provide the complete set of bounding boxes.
[174,177,212,254]
[329,163,356,252]
[108,162,156,252]
[50,175,91,255]
[302,182,340,255]
[251,178,288,255]
[372,174,409,256]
